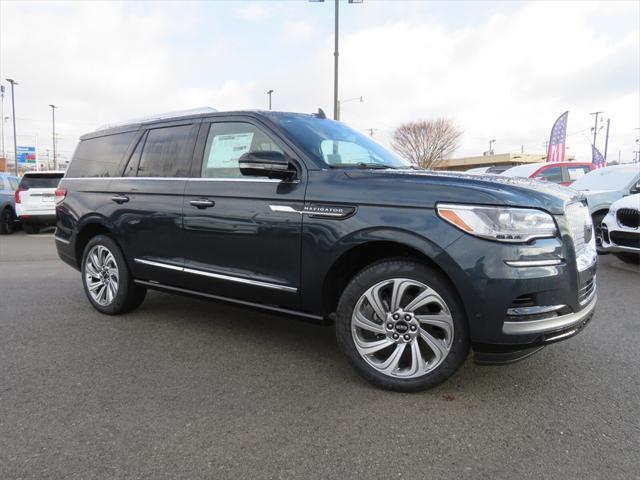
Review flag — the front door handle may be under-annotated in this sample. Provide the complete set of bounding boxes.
[111,194,129,204]
[190,199,215,209]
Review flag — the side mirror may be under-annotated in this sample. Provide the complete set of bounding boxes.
[238,151,296,180]
[630,180,640,194]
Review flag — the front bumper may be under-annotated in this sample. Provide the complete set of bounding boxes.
[601,216,640,254]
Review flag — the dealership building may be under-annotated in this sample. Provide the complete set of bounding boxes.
[435,152,575,171]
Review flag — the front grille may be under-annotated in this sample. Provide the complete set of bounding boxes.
[565,202,597,271]
[610,231,640,249]
[578,276,596,305]
[617,208,639,229]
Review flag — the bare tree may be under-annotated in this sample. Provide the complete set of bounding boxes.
[391,118,463,169]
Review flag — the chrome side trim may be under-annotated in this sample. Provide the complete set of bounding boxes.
[134,258,183,271]
[133,258,297,292]
[182,267,297,292]
[63,176,283,183]
[134,280,320,320]
[505,259,563,267]
[269,205,349,217]
[54,235,71,245]
[269,205,297,213]
[503,295,596,335]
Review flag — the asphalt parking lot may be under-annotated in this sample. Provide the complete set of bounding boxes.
[1,231,639,480]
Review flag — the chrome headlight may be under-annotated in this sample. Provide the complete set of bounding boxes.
[437,204,557,242]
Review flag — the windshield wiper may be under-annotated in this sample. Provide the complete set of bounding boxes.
[330,163,396,170]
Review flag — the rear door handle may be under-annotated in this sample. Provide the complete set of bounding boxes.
[190,199,215,209]
[111,194,129,204]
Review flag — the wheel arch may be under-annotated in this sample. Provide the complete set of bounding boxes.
[74,216,119,266]
[320,232,465,318]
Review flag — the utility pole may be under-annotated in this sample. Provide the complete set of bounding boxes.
[590,111,602,148]
[267,90,274,110]
[603,118,610,161]
[489,139,496,155]
[49,104,57,170]
[0,84,5,160]
[367,128,377,136]
[5,78,18,175]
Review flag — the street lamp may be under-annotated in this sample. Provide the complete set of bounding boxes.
[310,0,363,120]
[267,90,274,110]
[337,96,363,121]
[5,78,18,175]
[489,139,496,155]
[49,104,57,170]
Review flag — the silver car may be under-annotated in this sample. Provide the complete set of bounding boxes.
[0,172,20,235]
[570,164,640,251]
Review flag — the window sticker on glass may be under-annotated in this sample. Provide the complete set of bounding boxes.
[207,133,254,168]
[568,168,586,180]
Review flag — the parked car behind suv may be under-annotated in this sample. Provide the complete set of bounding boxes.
[0,172,20,234]
[16,171,65,234]
[55,109,598,391]
[601,193,640,264]
[570,164,640,252]
[502,161,595,186]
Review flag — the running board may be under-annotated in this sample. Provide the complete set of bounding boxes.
[134,280,324,322]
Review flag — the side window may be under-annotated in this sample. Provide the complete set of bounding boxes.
[536,166,563,183]
[567,166,589,181]
[124,133,146,177]
[9,177,19,190]
[201,122,283,178]
[137,125,193,178]
[66,132,136,177]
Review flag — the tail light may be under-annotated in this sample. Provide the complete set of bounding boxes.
[55,188,67,204]
[15,188,25,204]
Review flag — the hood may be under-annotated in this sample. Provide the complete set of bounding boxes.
[340,169,582,215]
[611,193,640,210]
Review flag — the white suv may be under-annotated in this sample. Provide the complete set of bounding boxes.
[602,193,640,264]
[15,171,65,234]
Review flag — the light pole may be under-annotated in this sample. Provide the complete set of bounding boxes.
[310,0,363,120]
[267,90,274,110]
[0,85,5,159]
[336,95,363,121]
[49,104,57,170]
[5,78,18,175]
[590,111,602,148]
[489,139,496,155]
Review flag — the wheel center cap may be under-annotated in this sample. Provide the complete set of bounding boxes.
[395,321,409,334]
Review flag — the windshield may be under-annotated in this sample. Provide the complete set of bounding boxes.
[571,165,640,191]
[268,113,411,169]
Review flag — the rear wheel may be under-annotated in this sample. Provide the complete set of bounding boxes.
[23,223,41,235]
[335,259,469,392]
[81,234,146,314]
[0,207,16,234]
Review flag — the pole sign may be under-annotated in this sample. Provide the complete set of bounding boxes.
[17,145,36,165]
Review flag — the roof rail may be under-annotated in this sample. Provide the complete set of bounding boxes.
[95,107,218,131]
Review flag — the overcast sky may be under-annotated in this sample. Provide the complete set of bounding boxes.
[1,0,639,165]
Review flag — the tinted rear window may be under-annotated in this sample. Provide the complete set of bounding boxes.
[67,131,136,177]
[19,174,63,189]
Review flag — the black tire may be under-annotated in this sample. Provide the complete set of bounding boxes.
[0,207,16,235]
[614,252,640,265]
[23,223,41,235]
[81,234,146,315]
[335,259,469,392]
[592,213,607,254]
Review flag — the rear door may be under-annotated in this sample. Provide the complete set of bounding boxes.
[180,118,305,309]
[18,174,63,213]
[533,165,563,184]
[109,120,200,284]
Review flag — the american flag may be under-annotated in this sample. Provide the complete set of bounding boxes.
[547,111,569,163]
[591,145,607,169]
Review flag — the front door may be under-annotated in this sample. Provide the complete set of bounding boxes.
[181,119,305,309]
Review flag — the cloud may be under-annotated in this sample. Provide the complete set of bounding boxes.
[1,0,638,165]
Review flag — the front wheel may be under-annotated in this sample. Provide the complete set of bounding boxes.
[592,213,607,254]
[81,235,146,315]
[23,223,41,235]
[335,259,469,392]
[0,207,16,234]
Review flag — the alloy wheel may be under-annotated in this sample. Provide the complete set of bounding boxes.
[351,278,454,378]
[84,245,120,306]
